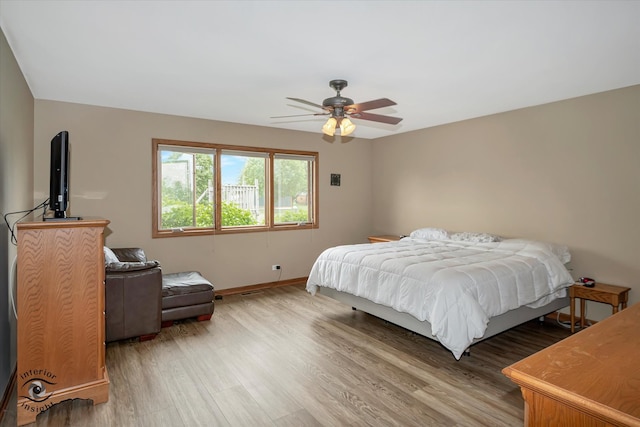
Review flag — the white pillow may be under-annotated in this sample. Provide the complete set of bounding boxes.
[409,227,449,241]
[550,244,571,264]
[504,239,571,264]
[450,231,502,243]
[536,242,571,264]
[103,247,119,264]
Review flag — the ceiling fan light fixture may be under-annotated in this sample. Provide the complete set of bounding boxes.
[281,80,402,136]
[339,117,356,136]
[322,117,337,136]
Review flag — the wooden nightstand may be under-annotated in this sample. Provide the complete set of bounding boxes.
[569,282,631,333]
[368,235,402,243]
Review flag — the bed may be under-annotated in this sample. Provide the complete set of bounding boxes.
[306,229,574,359]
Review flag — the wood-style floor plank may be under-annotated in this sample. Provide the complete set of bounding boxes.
[1,284,572,426]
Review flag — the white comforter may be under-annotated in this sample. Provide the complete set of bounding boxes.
[306,238,573,359]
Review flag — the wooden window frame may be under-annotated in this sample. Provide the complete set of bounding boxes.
[152,138,319,238]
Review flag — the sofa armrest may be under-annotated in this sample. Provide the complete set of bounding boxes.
[106,260,160,273]
[105,265,162,342]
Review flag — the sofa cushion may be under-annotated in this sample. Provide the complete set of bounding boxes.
[111,247,148,263]
[162,271,214,310]
[162,271,214,296]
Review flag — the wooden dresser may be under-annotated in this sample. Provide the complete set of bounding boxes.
[16,219,110,426]
[503,301,640,426]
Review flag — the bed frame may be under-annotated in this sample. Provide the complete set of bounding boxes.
[318,286,569,355]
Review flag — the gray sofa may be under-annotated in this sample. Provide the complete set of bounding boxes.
[105,248,162,342]
[104,247,215,342]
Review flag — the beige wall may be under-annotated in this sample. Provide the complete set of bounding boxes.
[0,27,34,400]
[34,101,374,290]
[372,85,640,320]
[30,84,640,320]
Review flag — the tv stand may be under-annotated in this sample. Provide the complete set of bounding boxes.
[43,216,82,222]
[16,219,110,425]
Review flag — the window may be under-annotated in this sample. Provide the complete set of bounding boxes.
[273,153,315,225]
[153,139,318,237]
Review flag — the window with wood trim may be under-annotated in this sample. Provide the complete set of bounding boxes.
[152,139,318,237]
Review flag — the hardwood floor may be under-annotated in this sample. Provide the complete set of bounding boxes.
[2,284,571,426]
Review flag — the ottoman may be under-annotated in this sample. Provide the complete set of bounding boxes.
[161,271,215,327]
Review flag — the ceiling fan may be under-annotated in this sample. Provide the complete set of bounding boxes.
[272,79,403,136]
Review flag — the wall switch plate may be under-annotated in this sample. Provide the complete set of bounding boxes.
[330,173,341,186]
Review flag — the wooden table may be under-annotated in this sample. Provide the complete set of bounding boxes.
[503,302,640,426]
[569,282,630,333]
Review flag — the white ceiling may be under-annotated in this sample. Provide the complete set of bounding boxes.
[1,1,639,139]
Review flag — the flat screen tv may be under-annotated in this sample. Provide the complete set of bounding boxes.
[45,130,80,221]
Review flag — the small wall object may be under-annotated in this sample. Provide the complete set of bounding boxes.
[331,173,341,186]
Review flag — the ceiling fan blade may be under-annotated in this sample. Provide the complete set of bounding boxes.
[346,98,397,113]
[271,113,328,119]
[286,97,328,110]
[350,111,403,125]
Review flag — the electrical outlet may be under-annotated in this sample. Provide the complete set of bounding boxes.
[272,264,281,271]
